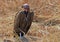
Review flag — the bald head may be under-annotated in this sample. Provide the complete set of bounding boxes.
[22,3,30,9]
[22,3,30,12]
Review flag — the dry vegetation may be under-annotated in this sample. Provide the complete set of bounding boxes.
[0,0,60,42]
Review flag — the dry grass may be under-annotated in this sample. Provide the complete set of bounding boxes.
[0,0,60,42]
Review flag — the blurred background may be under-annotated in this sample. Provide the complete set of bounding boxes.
[0,0,60,42]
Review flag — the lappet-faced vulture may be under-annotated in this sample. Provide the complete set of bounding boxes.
[14,11,34,36]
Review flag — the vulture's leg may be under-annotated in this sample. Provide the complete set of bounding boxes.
[20,31,24,38]
[19,31,29,42]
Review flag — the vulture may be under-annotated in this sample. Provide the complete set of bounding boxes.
[14,11,34,36]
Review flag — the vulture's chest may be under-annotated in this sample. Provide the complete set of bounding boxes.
[20,12,31,21]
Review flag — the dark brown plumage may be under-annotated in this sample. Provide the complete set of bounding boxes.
[14,11,34,36]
